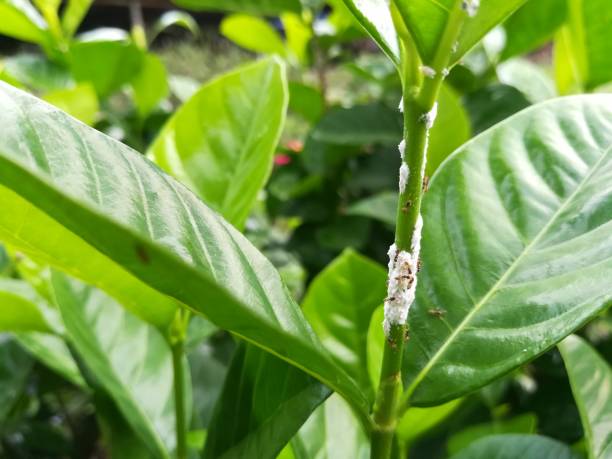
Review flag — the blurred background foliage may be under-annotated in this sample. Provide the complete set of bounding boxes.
[0,0,611,457]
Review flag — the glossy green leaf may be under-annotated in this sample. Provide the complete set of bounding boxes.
[15,331,85,387]
[366,305,384,390]
[43,82,99,125]
[0,0,48,44]
[394,0,527,65]
[204,344,330,459]
[149,58,288,229]
[0,82,367,416]
[69,30,144,97]
[447,413,538,455]
[0,278,60,332]
[347,192,397,227]
[449,434,580,459]
[150,10,199,43]
[2,54,72,92]
[311,103,401,146]
[339,0,399,65]
[302,249,386,399]
[172,0,301,15]
[397,398,463,443]
[554,0,612,93]
[403,96,612,406]
[0,335,33,421]
[220,15,286,56]
[501,0,567,60]
[131,54,169,118]
[497,59,557,104]
[559,335,612,459]
[427,83,470,176]
[290,393,370,459]
[53,272,184,459]
[463,84,530,134]
[61,0,93,38]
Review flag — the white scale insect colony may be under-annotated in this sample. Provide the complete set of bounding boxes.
[383,216,423,336]
[461,0,480,17]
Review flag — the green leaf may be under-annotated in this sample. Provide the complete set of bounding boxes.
[52,272,184,459]
[43,82,99,125]
[131,54,169,118]
[559,335,612,459]
[61,0,93,38]
[0,278,60,332]
[288,82,323,123]
[0,0,48,44]
[281,13,312,65]
[394,0,528,65]
[397,398,463,444]
[69,30,145,97]
[447,413,538,455]
[311,103,402,146]
[172,0,301,15]
[449,434,580,459]
[347,192,397,227]
[15,331,85,387]
[554,0,612,93]
[427,83,470,176]
[0,82,367,417]
[149,58,288,229]
[497,59,557,104]
[339,0,399,65]
[2,54,72,92]
[290,393,370,459]
[302,249,387,399]
[220,15,287,56]
[366,305,384,390]
[463,84,530,134]
[204,344,330,459]
[0,335,33,421]
[500,0,567,60]
[403,95,612,406]
[150,10,199,43]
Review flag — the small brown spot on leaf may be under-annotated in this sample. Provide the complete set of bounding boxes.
[135,244,150,264]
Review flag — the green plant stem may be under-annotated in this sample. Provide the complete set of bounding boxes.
[370,3,468,458]
[171,338,187,459]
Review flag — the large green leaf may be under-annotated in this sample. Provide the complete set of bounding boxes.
[131,54,168,119]
[0,0,48,44]
[0,278,60,332]
[149,58,288,229]
[61,0,93,38]
[394,0,528,65]
[554,0,612,93]
[204,344,330,459]
[403,96,612,406]
[339,0,399,65]
[449,434,580,459]
[302,249,386,399]
[559,335,612,459]
[172,0,301,14]
[0,82,367,416]
[500,0,567,60]
[44,82,99,125]
[290,393,370,459]
[52,272,183,459]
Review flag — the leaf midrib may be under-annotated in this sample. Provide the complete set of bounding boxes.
[404,142,612,402]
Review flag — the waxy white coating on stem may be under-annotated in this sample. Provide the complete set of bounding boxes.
[461,0,479,17]
[383,215,423,335]
[420,65,436,78]
[441,68,450,78]
[398,96,404,113]
[398,139,406,160]
[399,163,409,193]
[420,102,438,130]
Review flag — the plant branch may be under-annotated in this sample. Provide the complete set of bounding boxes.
[170,309,189,459]
[370,2,470,457]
